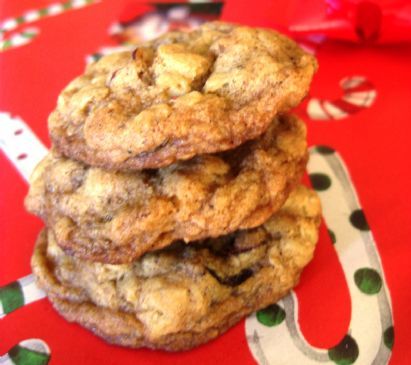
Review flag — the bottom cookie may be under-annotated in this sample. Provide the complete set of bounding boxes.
[31,185,321,351]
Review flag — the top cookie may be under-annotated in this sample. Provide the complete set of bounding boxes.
[49,22,317,170]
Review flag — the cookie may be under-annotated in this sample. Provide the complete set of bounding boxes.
[49,22,317,170]
[26,114,307,264]
[31,185,321,351]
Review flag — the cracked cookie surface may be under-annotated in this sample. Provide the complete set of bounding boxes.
[49,22,317,170]
[27,115,307,264]
[31,185,321,351]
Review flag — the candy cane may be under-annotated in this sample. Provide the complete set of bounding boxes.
[307,76,377,120]
[246,145,393,365]
[0,0,100,52]
[0,274,46,319]
[0,28,39,52]
[0,339,50,365]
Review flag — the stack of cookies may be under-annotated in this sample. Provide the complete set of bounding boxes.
[26,22,321,351]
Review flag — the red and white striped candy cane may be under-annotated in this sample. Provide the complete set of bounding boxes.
[307,76,377,120]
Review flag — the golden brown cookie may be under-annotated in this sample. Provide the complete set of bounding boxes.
[29,115,308,264]
[31,185,321,351]
[49,22,317,170]
[26,115,307,264]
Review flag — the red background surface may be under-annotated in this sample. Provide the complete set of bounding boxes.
[1,1,410,364]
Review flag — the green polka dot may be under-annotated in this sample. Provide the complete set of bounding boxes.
[256,304,285,327]
[350,209,370,231]
[383,326,394,350]
[354,268,382,295]
[328,229,336,244]
[9,345,50,365]
[315,145,335,155]
[0,281,24,314]
[310,173,332,191]
[328,335,359,365]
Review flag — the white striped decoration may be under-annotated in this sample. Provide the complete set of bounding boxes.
[307,76,377,120]
[0,0,100,52]
[0,28,38,52]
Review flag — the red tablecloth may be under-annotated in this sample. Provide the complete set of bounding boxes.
[1,1,410,364]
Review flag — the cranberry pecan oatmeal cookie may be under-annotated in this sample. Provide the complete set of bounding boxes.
[27,115,307,264]
[32,186,321,351]
[49,22,317,170]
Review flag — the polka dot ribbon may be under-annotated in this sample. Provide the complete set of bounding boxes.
[246,145,393,365]
[0,112,48,182]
